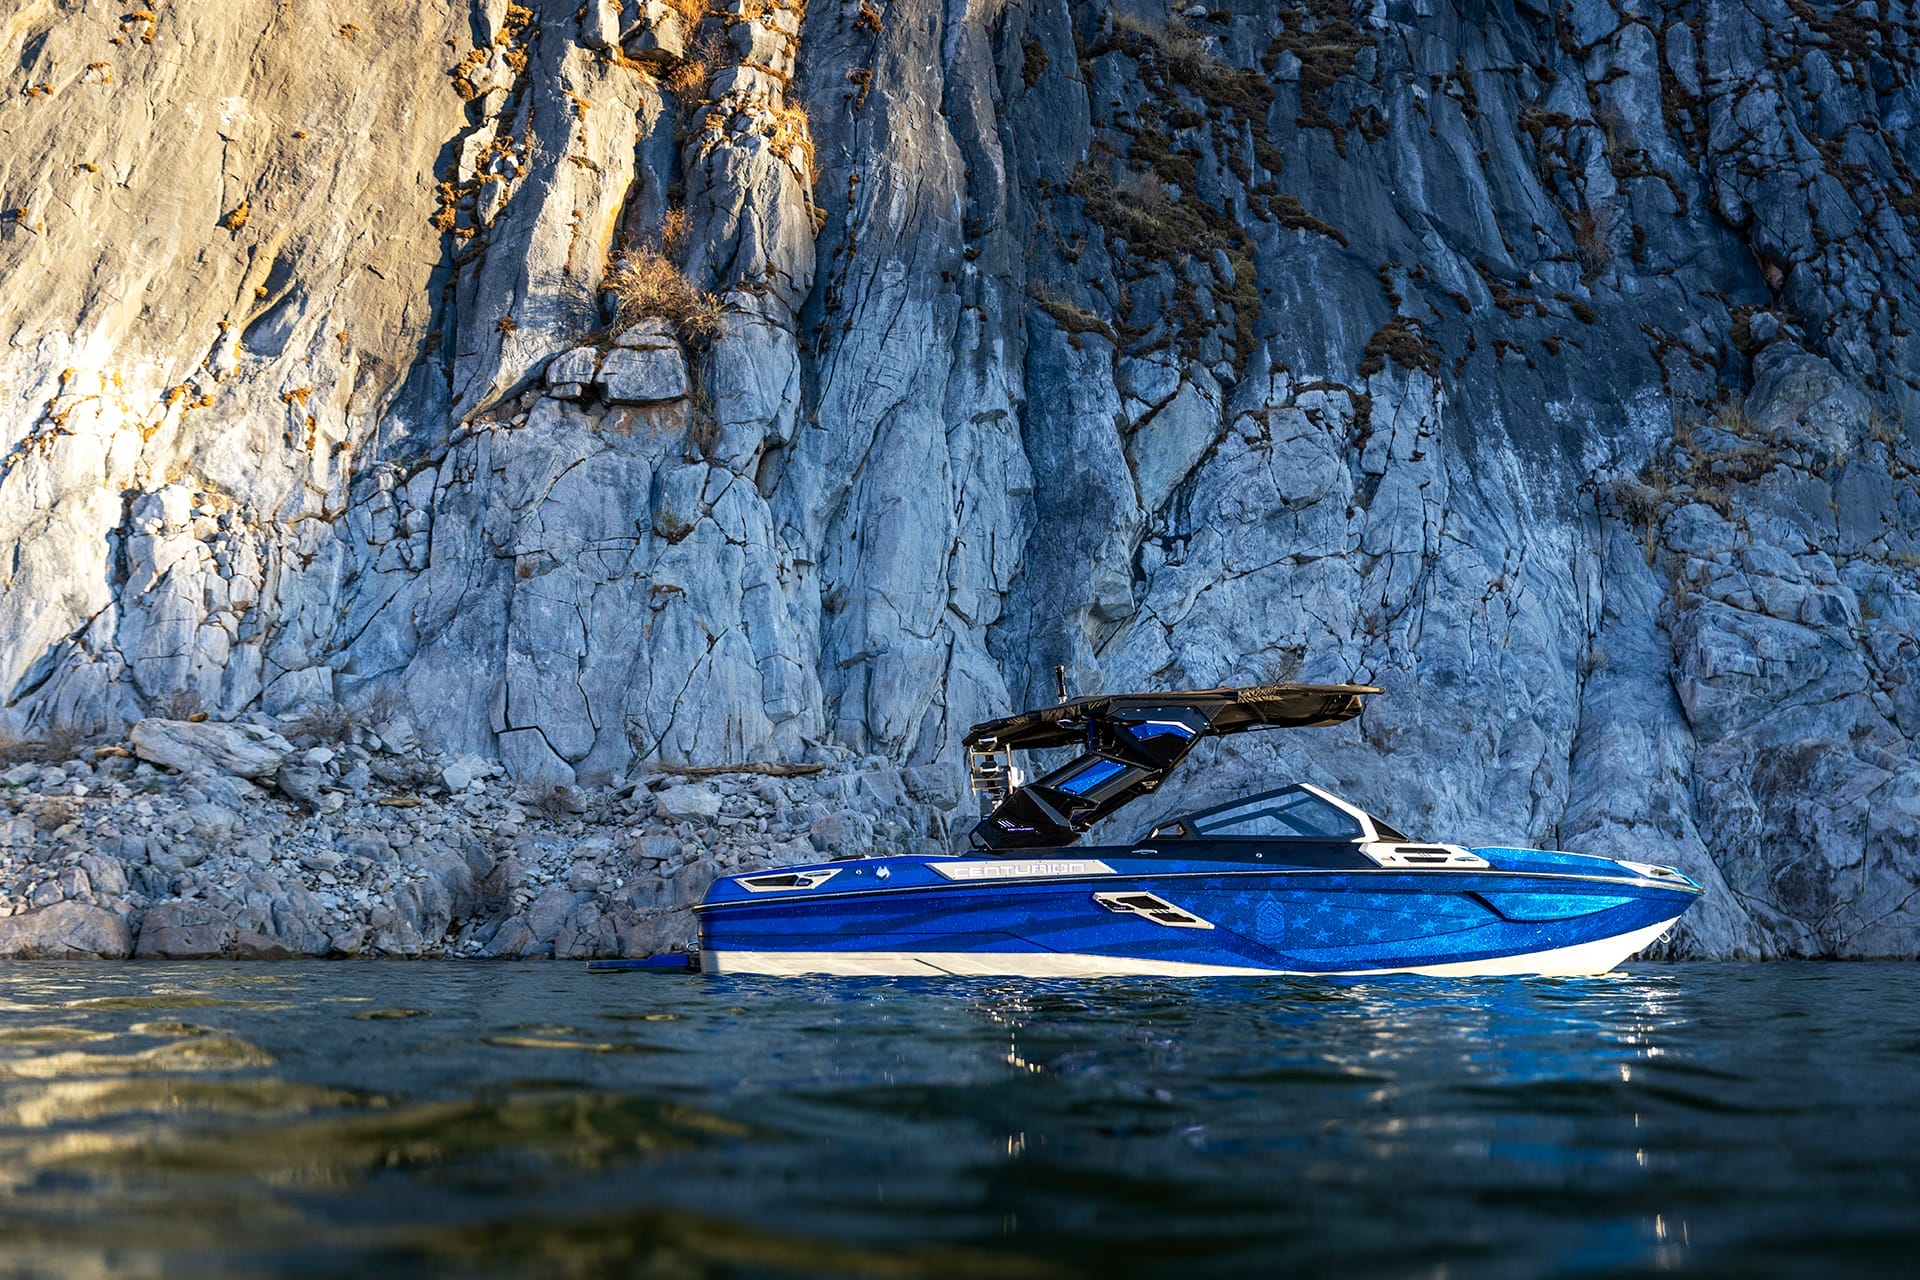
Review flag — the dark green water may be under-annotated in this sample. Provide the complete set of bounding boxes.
[0,963,1916,1278]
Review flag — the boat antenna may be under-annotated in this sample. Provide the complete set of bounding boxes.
[1054,665,1069,703]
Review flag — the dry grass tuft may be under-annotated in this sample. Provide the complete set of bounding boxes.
[664,0,716,25]
[659,206,690,256]
[686,411,723,460]
[604,251,725,342]
[1569,203,1613,282]
[1867,409,1906,449]
[1117,169,1170,210]
[665,56,708,98]
[33,794,79,832]
[1027,283,1117,346]
[285,703,358,744]
[664,27,729,99]
[1358,317,1440,378]
[768,103,815,173]
[0,725,82,768]
[157,690,206,721]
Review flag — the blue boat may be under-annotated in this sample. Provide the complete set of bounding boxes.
[695,683,1702,977]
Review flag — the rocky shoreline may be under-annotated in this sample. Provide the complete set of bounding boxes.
[0,716,948,961]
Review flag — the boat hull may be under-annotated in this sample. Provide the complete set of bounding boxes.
[702,916,1680,977]
[697,860,1700,978]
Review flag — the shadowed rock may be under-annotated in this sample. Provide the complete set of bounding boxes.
[0,902,132,959]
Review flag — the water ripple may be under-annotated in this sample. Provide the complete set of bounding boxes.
[0,961,1912,1278]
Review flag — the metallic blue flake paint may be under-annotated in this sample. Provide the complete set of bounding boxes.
[697,847,1702,977]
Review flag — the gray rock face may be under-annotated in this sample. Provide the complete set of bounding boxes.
[2,0,1919,958]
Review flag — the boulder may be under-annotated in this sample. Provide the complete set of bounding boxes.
[526,885,589,943]
[622,1,685,65]
[544,345,600,389]
[416,847,480,918]
[388,879,454,945]
[275,765,327,807]
[76,853,130,896]
[730,20,794,78]
[441,754,489,792]
[148,836,210,870]
[373,714,418,754]
[479,917,536,958]
[348,833,395,864]
[327,923,369,956]
[230,930,300,960]
[134,900,236,959]
[708,64,785,101]
[612,319,676,347]
[630,834,682,864]
[655,784,721,821]
[596,344,688,404]
[182,802,242,846]
[130,720,293,779]
[0,902,132,959]
[616,908,695,956]
[808,810,871,854]
[661,863,716,910]
[579,0,622,51]
[268,880,334,956]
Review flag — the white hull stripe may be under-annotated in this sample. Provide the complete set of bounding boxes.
[700,916,1685,979]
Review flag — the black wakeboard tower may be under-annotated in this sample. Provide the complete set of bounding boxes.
[962,682,1381,852]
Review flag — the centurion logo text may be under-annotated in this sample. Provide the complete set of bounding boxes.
[931,860,1118,881]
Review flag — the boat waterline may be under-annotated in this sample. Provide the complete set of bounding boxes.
[702,914,1685,978]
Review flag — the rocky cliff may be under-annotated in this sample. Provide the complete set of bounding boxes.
[2,0,1918,959]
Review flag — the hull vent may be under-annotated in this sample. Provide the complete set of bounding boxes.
[736,869,842,893]
[1093,891,1215,929]
[1364,844,1489,869]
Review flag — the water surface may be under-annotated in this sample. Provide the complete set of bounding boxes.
[1,962,1915,1277]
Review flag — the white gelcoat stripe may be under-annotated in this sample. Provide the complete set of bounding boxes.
[700,915,1685,978]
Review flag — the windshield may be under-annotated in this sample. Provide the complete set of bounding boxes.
[1187,787,1365,840]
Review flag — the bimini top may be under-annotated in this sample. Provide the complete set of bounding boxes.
[963,682,1379,851]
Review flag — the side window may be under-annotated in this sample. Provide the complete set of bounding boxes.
[1191,790,1362,839]
[1053,757,1128,797]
